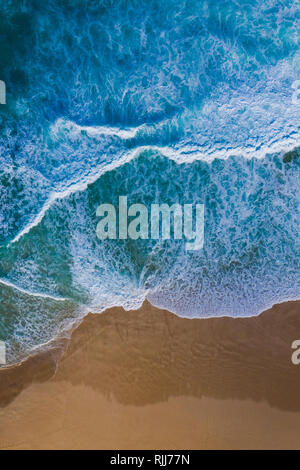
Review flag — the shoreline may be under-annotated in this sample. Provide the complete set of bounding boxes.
[3,295,300,370]
[0,299,300,449]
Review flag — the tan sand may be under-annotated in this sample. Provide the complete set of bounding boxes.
[0,300,300,449]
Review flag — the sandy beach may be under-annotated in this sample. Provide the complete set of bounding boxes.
[0,300,300,450]
[0,0,299,454]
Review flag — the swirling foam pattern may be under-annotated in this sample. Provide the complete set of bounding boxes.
[0,0,299,363]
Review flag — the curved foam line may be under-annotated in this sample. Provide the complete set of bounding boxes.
[73,122,144,139]
[146,292,300,320]
[57,118,300,163]
[0,278,69,302]
[8,128,300,246]
[8,148,139,245]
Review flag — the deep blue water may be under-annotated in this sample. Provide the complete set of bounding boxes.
[0,0,299,363]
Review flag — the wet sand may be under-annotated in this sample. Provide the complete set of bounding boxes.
[0,300,300,449]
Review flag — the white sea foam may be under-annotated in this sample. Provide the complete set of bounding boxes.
[8,128,300,247]
[1,0,299,365]
[0,278,69,301]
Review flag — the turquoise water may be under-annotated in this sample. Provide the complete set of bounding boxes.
[0,0,299,363]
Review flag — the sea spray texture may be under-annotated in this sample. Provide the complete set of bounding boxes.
[0,0,299,363]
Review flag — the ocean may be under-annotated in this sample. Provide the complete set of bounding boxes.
[0,0,299,363]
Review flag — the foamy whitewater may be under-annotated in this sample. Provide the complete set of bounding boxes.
[0,0,299,363]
